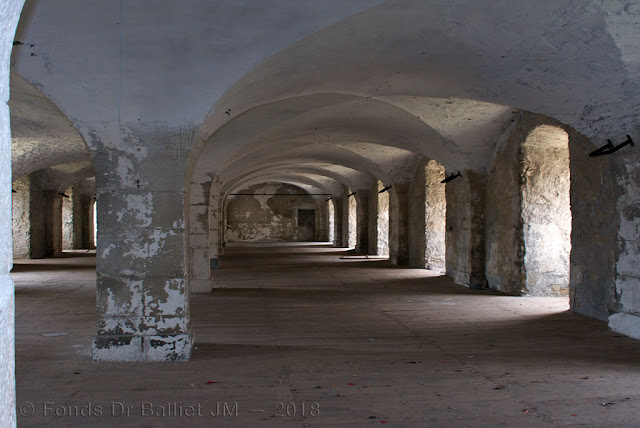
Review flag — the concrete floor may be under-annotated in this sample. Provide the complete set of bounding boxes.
[12,243,640,427]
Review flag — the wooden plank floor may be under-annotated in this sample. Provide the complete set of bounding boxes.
[13,243,640,427]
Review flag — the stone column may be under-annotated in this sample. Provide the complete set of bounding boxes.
[88,197,96,250]
[333,196,344,247]
[408,166,427,268]
[43,190,63,257]
[390,183,410,265]
[91,128,192,362]
[445,171,487,288]
[367,182,378,255]
[62,187,74,250]
[12,176,31,259]
[355,190,369,254]
[341,194,351,247]
[2,2,27,425]
[28,173,45,259]
[71,192,93,250]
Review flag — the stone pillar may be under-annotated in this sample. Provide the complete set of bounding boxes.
[390,183,410,265]
[341,195,351,247]
[355,190,369,254]
[188,193,213,293]
[91,129,192,362]
[333,196,344,247]
[43,190,62,257]
[445,171,487,288]
[12,176,31,259]
[2,2,27,425]
[408,166,427,268]
[28,174,45,259]
[62,187,73,250]
[424,161,446,270]
[88,197,96,250]
[71,192,93,250]
[367,182,378,255]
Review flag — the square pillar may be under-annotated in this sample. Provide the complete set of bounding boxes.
[445,171,487,288]
[390,183,410,265]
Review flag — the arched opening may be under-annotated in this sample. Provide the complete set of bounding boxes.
[347,190,357,248]
[376,180,389,256]
[521,125,571,296]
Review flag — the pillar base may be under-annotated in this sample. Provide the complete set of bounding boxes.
[92,328,194,362]
[190,278,213,293]
[608,313,640,340]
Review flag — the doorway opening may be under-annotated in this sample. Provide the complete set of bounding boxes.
[297,209,316,242]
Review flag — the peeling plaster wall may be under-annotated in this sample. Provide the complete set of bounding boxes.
[91,124,192,362]
[226,183,317,242]
[521,126,571,296]
[425,160,446,270]
[12,175,30,258]
[445,171,487,287]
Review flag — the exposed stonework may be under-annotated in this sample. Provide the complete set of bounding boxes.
[61,186,73,250]
[486,117,525,294]
[11,175,29,258]
[226,183,319,242]
[424,161,446,270]
[376,180,389,256]
[347,192,357,248]
[486,115,571,297]
[609,119,640,336]
[408,159,446,270]
[521,126,571,296]
[327,199,335,243]
[4,0,640,376]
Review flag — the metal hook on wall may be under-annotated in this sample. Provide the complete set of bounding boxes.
[589,135,634,157]
[441,172,462,184]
